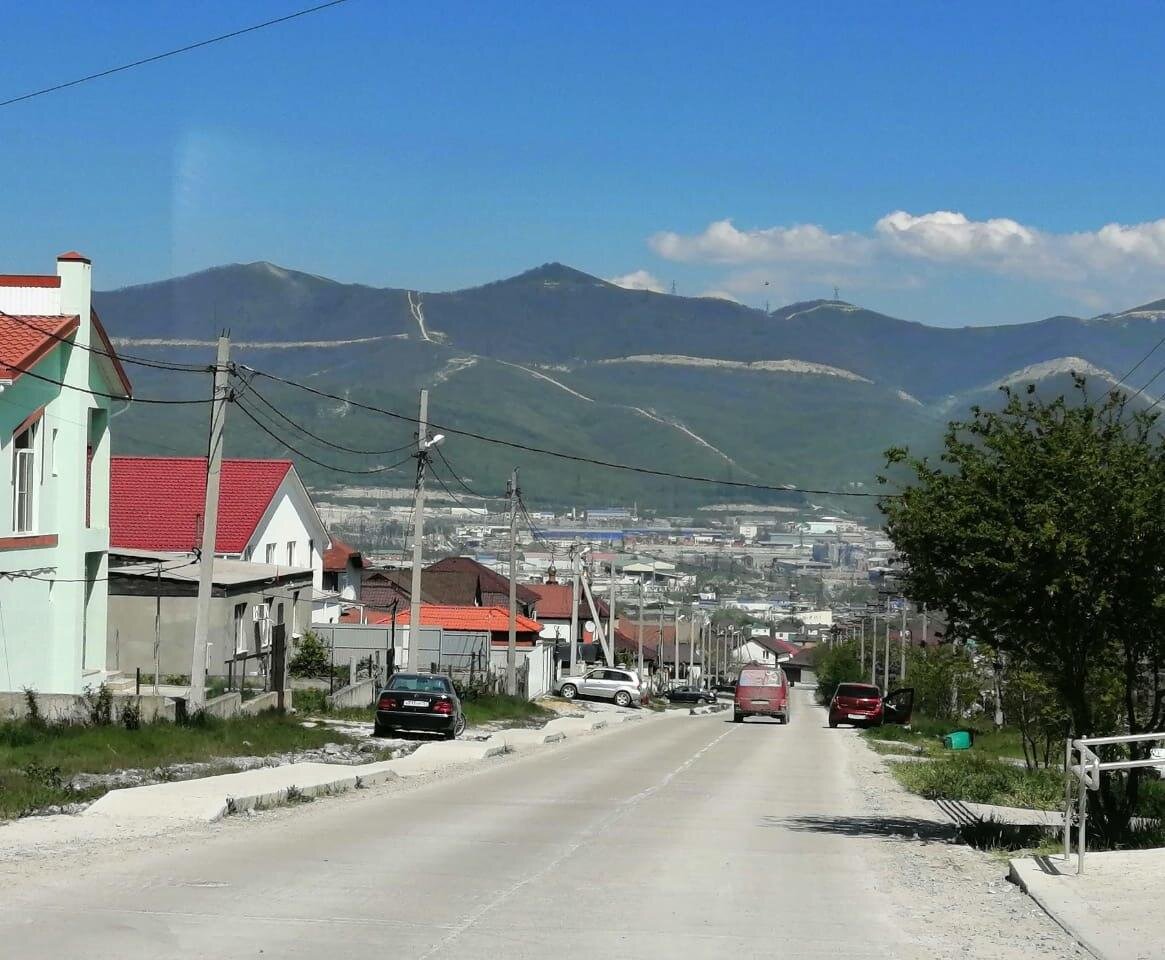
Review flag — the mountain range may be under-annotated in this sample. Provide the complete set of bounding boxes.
[94,262,1165,516]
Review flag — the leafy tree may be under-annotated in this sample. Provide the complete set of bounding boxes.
[1002,664,1071,770]
[905,644,981,723]
[881,378,1165,841]
[813,641,864,704]
[289,630,331,678]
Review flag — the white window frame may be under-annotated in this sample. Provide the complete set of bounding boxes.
[234,602,248,654]
[12,421,38,534]
[264,543,276,565]
[286,541,295,567]
[242,545,254,562]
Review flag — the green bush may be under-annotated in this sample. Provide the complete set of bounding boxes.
[905,645,982,721]
[813,641,864,704]
[892,752,1063,809]
[289,631,331,678]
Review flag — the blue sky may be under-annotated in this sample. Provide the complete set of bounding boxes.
[3,0,1164,326]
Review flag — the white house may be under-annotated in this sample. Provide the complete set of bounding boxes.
[110,457,332,628]
[0,252,133,694]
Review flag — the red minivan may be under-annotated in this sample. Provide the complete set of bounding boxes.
[733,663,789,724]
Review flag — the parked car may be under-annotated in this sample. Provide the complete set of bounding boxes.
[557,668,644,708]
[714,680,737,694]
[827,683,915,728]
[375,672,466,740]
[666,686,716,705]
[733,663,790,724]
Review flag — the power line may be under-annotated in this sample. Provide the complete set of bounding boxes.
[0,309,215,373]
[2,355,213,404]
[0,0,357,109]
[242,367,886,498]
[434,447,506,501]
[3,558,195,584]
[233,397,416,476]
[1114,332,1165,392]
[238,377,417,457]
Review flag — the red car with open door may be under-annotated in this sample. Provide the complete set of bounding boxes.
[828,683,914,728]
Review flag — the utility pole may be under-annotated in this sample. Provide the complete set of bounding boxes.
[637,580,645,679]
[190,333,230,709]
[674,610,681,684]
[688,616,697,684]
[883,611,891,691]
[407,389,429,672]
[870,615,878,687]
[568,547,580,677]
[899,601,908,682]
[657,603,665,686]
[506,467,519,696]
[607,559,616,667]
[859,617,866,673]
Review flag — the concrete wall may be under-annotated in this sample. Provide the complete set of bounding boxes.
[240,691,281,715]
[202,692,242,719]
[327,678,377,709]
[108,587,312,678]
[0,690,176,723]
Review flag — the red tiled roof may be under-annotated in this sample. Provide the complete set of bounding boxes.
[0,314,79,382]
[390,604,542,634]
[0,275,60,288]
[57,251,91,264]
[111,457,293,554]
[527,583,573,619]
[324,536,362,572]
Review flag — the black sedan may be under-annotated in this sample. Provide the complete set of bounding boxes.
[666,686,717,705]
[374,672,466,740]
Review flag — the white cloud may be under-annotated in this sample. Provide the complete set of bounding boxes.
[649,219,869,265]
[648,211,1165,295]
[606,269,666,293]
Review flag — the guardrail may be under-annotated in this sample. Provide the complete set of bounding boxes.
[1066,732,1165,874]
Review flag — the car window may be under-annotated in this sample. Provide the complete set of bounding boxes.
[836,684,879,698]
[388,675,452,693]
[738,669,781,687]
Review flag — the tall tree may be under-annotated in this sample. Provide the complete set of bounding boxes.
[880,378,1165,841]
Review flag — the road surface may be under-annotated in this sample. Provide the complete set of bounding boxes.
[0,687,1081,959]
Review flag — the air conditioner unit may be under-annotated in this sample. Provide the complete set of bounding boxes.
[253,604,271,623]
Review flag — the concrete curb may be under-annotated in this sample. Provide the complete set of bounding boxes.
[1008,857,1107,959]
[79,709,652,826]
[689,703,729,716]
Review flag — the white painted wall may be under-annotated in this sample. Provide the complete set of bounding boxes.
[244,473,328,589]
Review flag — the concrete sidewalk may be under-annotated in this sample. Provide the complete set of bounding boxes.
[0,708,655,861]
[1010,849,1165,959]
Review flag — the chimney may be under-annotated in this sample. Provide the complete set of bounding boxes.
[546,563,557,584]
[56,251,93,345]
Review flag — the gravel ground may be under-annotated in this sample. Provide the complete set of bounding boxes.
[844,723,1089,958]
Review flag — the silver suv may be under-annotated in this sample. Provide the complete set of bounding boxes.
[557,668,644,708]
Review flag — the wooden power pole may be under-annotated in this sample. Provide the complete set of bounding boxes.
[407,389,429,672]
[506,467,519,696]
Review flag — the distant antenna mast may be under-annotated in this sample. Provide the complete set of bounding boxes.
[670,280,676,296]
[833,285,840,301]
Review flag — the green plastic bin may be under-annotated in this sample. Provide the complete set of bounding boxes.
[942,730,974,750]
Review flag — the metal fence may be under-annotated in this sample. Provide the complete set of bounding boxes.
[1065,732,1165,873]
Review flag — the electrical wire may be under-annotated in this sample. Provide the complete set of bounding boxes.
[3,558,196,584]
[242,367,887,498]
[238,377,417,457]
[433,447,506,501]
[0,0,356,109]
[1114,332,1165,392]
[232,397,416,476]
[1,355,211,404]
[0,309,217,373]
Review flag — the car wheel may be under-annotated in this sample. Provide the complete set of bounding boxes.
[828,718,837,728]
[614,690,632,708]
[561,683,578,700]
[453,715,467,737]
[733,712,744,723]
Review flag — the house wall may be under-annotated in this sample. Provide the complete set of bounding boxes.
[0,257,117,694]
[245,476,326,589]
[736,640,776,665]
[108,582,312,678]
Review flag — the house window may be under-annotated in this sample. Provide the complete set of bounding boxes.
[12,421,37,534]
[234,603,248,654]
[243,546,254,562]
[291,590,300,637]
[265,543,276,565]
[286,541,296,567]
[308,538,315,565]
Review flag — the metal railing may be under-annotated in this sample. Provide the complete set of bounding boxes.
[1066,732,1165,874]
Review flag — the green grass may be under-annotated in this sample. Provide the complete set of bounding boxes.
[863,715,1029,762]
[890,752,1064,810]
[0,712,353,820]
[462,695,553,727]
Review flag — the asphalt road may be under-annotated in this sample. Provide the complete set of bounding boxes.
[0,690,1018,958]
